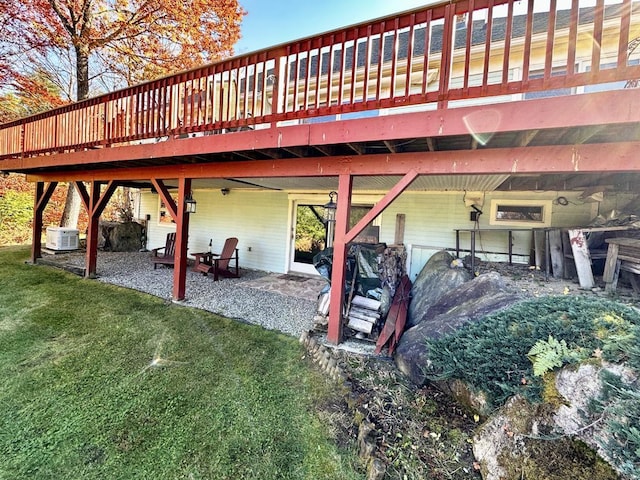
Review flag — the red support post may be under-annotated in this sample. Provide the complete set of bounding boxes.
[31,181,58,264]
[172,177,191,301]
[327,174,353,344]
[85,181,102,278]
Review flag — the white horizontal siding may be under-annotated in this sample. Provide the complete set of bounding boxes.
[139,188,608,279]
[141,190,289,273]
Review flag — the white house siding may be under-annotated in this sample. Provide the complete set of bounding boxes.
[141,189,290,273]
[376,190,605,279]
[138,188,619,279]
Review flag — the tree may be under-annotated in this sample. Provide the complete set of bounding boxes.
[0,0,245,226]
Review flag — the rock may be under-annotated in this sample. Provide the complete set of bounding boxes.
[407,251,472,328]
[107,221,144,252]
[366,457,386,480]
[395,272,522,385]
[472,366,626,480]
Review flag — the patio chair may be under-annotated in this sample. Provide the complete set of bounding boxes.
[151,232,177,269]
[196,237,240,281]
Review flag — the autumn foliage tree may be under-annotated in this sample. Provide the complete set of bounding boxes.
[0,0,244,227]
[1,0,244,101]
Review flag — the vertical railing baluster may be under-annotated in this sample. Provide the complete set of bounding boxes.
[591,0,606,75]
[501,0,514,89]
[463,0,475,94]
[389,18,399,100]
[422,10,432,96]
[618,0,632,69]
[338,31,347,107]
[522,0,535,86]
[375,22,385,102]
[567,0,579,76]
[438,3,454,108]
[544,0,557,83]
[350,28,359,106]
[482,0,495,94]
[363,25,372,103]
[405,14,416,98]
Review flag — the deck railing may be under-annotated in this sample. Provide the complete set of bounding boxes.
[1,0,640,161]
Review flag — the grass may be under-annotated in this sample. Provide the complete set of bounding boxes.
[0,246,361,480]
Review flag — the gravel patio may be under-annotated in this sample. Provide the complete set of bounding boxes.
[39,250,327,337]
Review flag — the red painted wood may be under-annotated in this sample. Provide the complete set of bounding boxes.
[567,0,579,76]
[73,181,90,211]
[327,174,352,344]
[151,179,177,221]
[544,0,557,83]
[31,182,58,262]
[24,141,640,185]
[345,170,418,244]
[85,181,102,278]
[172,177,191,301]
[522,0,535,84]
[591,0,605,75]
[618,0,632,68]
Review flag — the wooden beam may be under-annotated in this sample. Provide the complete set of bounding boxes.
[31,181,58,262]
[6,89,640,174]
[562,125,605,145]
[172,177,191,301]
[25,141,640,184]
[151,179,177,222]
[73,181,90,211]
[345,170,419,244]
[346,143,365,155]
[384,141,397,153]
[517,129,539,147]
[327,174,352,345]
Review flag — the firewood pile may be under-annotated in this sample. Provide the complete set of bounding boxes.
[313,244,409,346]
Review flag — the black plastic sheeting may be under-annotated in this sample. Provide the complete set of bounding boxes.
[313,244,384,296]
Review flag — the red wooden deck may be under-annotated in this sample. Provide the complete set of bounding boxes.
[2,0,640,343]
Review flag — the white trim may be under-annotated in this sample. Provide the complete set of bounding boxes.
[489,198,552,227]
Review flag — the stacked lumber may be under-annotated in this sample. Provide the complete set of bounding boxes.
[346,295,381,335]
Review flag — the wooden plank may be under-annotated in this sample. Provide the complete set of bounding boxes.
[350,306,381,319]
[548,229,564,279]
[568,229,595,289]
[394,213,406,245]
[533,229,544,268]
[351,295,381,311]
[603,242,620,283]
[605,259,621,293]
[348,310,379,322]
[347,317,374,334]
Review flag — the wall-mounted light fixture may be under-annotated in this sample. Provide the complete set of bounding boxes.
[185,191,197,214]
[323,191,337,248]
[221,188,230,196]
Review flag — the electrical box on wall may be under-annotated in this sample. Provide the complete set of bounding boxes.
[470,211,480,222]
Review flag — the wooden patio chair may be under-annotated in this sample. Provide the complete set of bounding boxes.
[151,232,177,269]
[196,237,240,281]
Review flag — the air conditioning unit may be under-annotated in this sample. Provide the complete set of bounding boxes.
[46,227,79,251]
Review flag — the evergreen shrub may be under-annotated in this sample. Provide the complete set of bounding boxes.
[424,295,640,477]
[424,296,640,408]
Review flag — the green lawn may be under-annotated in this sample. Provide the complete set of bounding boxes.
[0,246,361,480]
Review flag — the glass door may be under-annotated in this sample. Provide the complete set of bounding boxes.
[289,203,326,275]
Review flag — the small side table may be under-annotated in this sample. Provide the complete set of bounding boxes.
[192,252,213,274]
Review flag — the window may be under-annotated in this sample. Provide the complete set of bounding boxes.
[489,199,552,227]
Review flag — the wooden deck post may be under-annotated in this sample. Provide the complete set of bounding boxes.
[172,177,191,301]
[31,181,58,264]
[85,181,118,278]
[327,174,352,344]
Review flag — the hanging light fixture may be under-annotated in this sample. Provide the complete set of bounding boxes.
[323,191,337,248]
[185,191,197,214]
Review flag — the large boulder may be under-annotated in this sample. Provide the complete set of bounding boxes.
[106,221,143,252]
[395,272,522,385]
[472,363,629,480]
[407,251,471,328]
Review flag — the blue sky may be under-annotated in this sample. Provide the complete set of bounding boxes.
[235,0,436,54]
